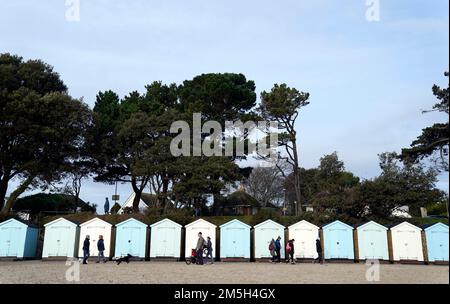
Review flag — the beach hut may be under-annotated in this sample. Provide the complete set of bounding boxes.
[424,222,449,263]
[0,218,38,259]
[356,221,389,261]
[150,218,182,259]
[254,219,285,259]
[390,222,424,262]
[184,219,216,259]
[42,218,79,259]
[115,218,148,259]
[288,220,320,259]
[220,219,251,260]
[78,218,113,258]
[322,220,355,260]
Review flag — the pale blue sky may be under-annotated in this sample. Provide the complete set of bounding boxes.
[1,0,448,212]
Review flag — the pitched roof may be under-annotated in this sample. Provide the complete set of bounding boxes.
[150,218,182,228]
[322,220,353,230]
[389,221,422,231]
[80,217,112,227]
[44,217,79,227]
[185,218,216,228]
[220,219,251,229]
[288,220,319,230]
[115,217,148,227]
[254,219,285,229]
[356,220,388,230]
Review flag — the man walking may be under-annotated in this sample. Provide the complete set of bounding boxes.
[316,238,323,264]
[82,235,90,264]
[275,236,282,263]
[97,235,107,263]
[196,232,205,265]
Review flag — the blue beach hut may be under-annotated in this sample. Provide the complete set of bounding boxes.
[254,219,285,259]
[0,218,38,259]
[114,218,148,259]
[150,218,182,259]
[322,220,355,260]
[356,221,389,261]
[42,217,80,258]
[220,219,251,259]
[424,222,449,263]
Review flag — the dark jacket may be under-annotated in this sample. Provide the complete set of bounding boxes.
[83,238,90,251]
[206,239,212,250]
[275,239,281,251]
[288,241,295,254]
[316,240,322,253]
[97,239,105,251]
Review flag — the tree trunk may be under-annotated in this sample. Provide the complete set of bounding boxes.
[0,175,10,211]
[291,139,302,215]
[1,175,34,214]
[131,178,143,213]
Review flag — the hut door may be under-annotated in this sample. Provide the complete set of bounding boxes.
[230,228,245,257]
[399,230,418,260]
[164,227,176,257]
[126,227,140,256]
[7,227,21,257]
[364,229,380,259]
[331,229,348,259]
[432,230,448,261]
[154,227,167,257]
[56,227,70,256]
[0,227,9,256]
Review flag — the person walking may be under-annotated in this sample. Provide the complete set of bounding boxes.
[204,236,214,264]
[316,238,323,264]
[269,239,276,262]
[196,232,205,265]
[97,235,107,263]
[275,236,282,263]
[82,235,90,264]
[286,239,295,264]
[104,197,110,214]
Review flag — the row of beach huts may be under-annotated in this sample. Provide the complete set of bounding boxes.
[0,217,448,263]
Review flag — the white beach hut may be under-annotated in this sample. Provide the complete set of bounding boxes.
[150,218,182,259]
[42,217,80,259]
[78,218,113,258]
[288,220,320,259]
[390,222,424,262]
[184,219,216,259]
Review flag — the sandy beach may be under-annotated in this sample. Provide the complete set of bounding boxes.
[0,261,448,284]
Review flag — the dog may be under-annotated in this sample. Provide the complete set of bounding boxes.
[116,254,133,265]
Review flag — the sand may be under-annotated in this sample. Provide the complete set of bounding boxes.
[0,260,448,284]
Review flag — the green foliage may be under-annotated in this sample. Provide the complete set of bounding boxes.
[400,72,449,171]
[12,193,95,214]
[359,152,445,219]
[179,73,257,123]
[0,53,93,212]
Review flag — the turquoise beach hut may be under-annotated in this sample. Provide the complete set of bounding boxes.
[114,218,148,259]
[42,218,80,258]
[322,220,354,260]
[254,219,285,259]
[0,218,38,259]
[220,219,251,260]
[150,218,182,259]
[356,221,389,261]
[424,222,449,263]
